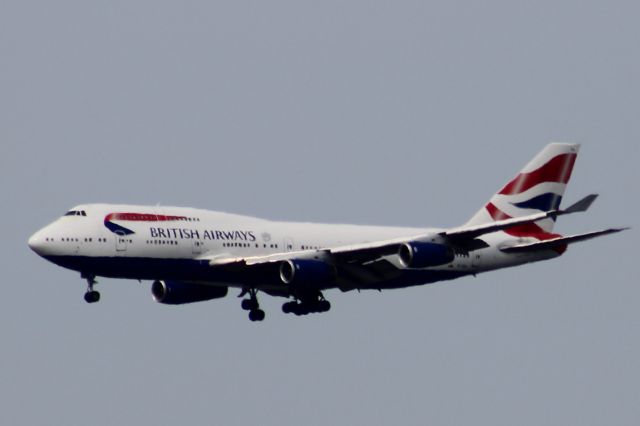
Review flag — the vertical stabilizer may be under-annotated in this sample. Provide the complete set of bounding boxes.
[465,143,580,234]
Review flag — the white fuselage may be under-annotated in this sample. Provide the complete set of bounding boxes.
[28,203,557,294]
[30,203,429,261]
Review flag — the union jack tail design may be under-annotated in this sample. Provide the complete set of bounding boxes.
[465,143,580,236]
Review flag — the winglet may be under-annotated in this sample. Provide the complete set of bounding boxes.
[563,194,598,214]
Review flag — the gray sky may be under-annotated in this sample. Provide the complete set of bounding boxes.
[1,1,638,425]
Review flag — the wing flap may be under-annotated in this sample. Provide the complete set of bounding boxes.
[206,249,328,267]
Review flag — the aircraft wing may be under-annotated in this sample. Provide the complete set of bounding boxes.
[206,235,420,267]
[205,194,600,268]
[201,194,605,288]
[202,238,412,290]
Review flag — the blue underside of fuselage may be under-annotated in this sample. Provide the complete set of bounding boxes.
[43,255,472,292]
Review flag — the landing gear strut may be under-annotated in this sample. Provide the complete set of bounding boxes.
[240,288,265,322]
[83,275,100,303]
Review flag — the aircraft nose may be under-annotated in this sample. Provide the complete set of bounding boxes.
[28,230,45,255]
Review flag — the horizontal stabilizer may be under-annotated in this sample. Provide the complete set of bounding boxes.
[444,194,598,241]
[500,228,629,253]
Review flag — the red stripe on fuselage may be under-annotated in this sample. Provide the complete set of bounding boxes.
[498,153,577,195]
[104,213,187,222]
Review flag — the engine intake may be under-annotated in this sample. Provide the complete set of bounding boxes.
[398,242,455,268]
[279,259,336,287]
[151,280,228,305]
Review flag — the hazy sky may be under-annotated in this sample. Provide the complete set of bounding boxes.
[1,1,638,425]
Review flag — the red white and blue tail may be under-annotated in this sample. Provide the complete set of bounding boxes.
[465,143,580,235]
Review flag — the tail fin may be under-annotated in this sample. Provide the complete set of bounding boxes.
[465,143,580,234]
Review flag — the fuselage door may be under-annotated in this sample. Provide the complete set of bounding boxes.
[284,237,295,252]
[115,231,127,252]
[192,239,203,255]
[471,252,481,271]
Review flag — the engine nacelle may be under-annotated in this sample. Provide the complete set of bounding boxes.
[151,280,228,305]
[279,259,336,287]
[398,242,455,268]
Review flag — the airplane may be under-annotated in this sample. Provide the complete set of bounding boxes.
[28,143,627,321]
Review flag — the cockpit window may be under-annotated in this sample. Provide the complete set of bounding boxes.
[64,210,87,217]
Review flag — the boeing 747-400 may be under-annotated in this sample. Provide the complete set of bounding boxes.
[28,143,626,321]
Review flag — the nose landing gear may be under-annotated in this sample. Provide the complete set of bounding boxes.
[82,274,100,303]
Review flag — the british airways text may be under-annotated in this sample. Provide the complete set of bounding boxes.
[149,227,256,241]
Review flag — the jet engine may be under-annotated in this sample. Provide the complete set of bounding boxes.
[279,259,336,287]
[151,280,228,305]
[398,242,455,268]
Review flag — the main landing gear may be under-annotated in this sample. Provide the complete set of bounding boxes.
[240,288,265,322]
[282,293,331,316]
[239,289,331,321]
[82,274,100,303]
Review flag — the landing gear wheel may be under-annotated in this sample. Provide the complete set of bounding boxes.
[282,301,296,314]
[84,290,100,303]
[283,292,331,316]
[249,309,265,322]
[318,300,331,312]
[292,304,309,316]
[243,289,265,321]
[82,274,99,303]
[241,299,258,311]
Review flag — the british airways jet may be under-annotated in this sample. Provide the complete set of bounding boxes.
[28,144,626,321]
